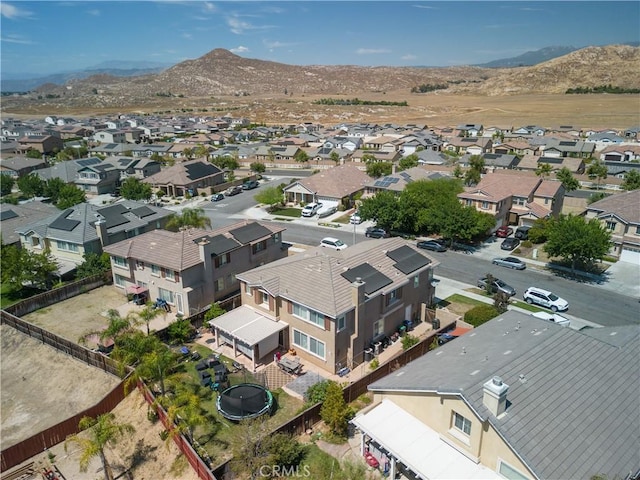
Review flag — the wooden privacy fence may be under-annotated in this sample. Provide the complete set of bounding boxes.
[4,273,108,318]
[138,381,217,480]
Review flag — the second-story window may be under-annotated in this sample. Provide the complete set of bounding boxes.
[606,221,616,231]
[481,201,489,209]
[453,412,472,436]
[151,264,160,276]
[112,256,127,268]
[165,269,175,281]
[385,287,402,307]
[215,253,230,267]
[252,240,267,254]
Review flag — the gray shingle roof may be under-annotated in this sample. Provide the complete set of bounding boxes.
[368,311,640,480]
[237,237,438,317]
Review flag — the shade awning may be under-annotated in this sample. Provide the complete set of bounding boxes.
[208,305,288,347]
[127,285,148,294]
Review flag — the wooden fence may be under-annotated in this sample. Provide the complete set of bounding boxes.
[4,273,108,318]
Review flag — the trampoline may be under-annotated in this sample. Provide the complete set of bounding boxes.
[216,383,274,421]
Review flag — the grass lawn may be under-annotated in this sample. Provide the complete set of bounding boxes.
[511,300,544,312]
[439,294,486,315]
[0,283,43,309]
[270,207,302,217]
[333,214,351,224]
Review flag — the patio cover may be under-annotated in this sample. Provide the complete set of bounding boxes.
[127,285,148,294]
[208,305,287,347]
[352,399,502,480]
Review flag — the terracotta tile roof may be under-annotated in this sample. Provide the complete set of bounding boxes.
[459,173,542,202]
[533,179,563,197]
[297,164,371,198]
[587,190,640,225]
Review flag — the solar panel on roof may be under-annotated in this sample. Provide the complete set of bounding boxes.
[50,217,81,231]
[105,143,118,148]
[341,263,392,295]
[541,158,562,164]
[229,222,272,244]
[386,245,431,274]
[184,162,221,180]
[1,209,19,221]
[98,204,129,229]
[558,141,576,146]
[130,206,155,218]
[208,234,240,255]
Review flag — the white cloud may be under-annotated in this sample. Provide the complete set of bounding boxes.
[1,34,34,44]
[227,16,253,34]
[230,46,249,54]
[401,54,417,61]
[182,33,193,40]
[86,9,100,17]
[263,40,296,49]
[356,48,391,55]
[413,4,437,9]
[202,2,216,13]
[1,3,33,19]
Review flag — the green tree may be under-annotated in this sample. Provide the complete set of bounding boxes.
[494,291,510,314]
[358,190,400,231]
[330,151,340,164]
[586,159,608,190]
[587,192,608,204]
[294,149,309,164]
[621,170,640,191]
[120,177,153,201]
[527,217,550,244]
[166,207,212,231]
[1,245,58,291]
[76,252,111,279]
[137,303,162,335]
[555,167,580,192]
[229,418,273,479]
[0,174,15,196]
[365,161,393,178]
[203,302,226,321]
[162,384,206,442]
[452,164,463,179]
[194,144,210,160]
[535,162,554,178]
[137,342,178,396]
[182,147,195,160]
[26,149,42,159]
[320,381,350,437]
[64,413,135,480]
[543,214,612,273]
[439,203,494,243]
[249,162,266,174]
[43,177,66,204]
[17,173,45,198]
[56,184,86,209]
[464,155,484,186]
[401,333,419,350]
[167,318,194,345]
[254,186,284,212]
[398,154,419,171]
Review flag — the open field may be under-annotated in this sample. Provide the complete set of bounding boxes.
[4,92,639,129]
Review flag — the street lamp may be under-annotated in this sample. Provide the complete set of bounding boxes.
[353,220,356,246]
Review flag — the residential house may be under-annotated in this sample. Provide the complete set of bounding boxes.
[541,138,595,158]
[604,160,640,180]
[492,141,539,156]
[516,155,585,174]
[445,137,493,156]
[350,149,402,165]
[362,135,404,152]
[254,145,301,167]
[101,156,162,182]
[455,124,483,137]
[354,310,639,480]
[458,173,564,229]
[35,157,102,184]
[586,131,625,151]
[481,153,519,171]
[143,159,224,197]
[364,167,449,196]
[306,147,352,169]
[623,126,640,141]
[103,220,288,319]
[585,190,640,264]
[0,156,47,178]
[16,201,173,276]
[215,237,439,374]
[127,144,172,158]
[283,164,371,209]
[415,150,449,165]
[93,129,127,144]
[17,135,64,155]
[1,201,59,246]
[75,162,121,194]
[512,125,546,136]
[599,144,640,162]
[52,125,92,140]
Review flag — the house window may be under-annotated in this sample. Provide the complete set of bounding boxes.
[513,197,526,206]
[293,303,324,328]
[215,253,230,267]
[453,412,472,435]
[260,291,269,306]
[252,240,267,254]
[293,329,326,359]
[337,315,346,332]
[165,269,175,281]
[465,199,472,207]
[114,274,125,287]
[112,256,127,268]
[56,240,79,252]
[151,264,160,276]
[635,226,640,235]
[158,287,174,304]
[385,288,402,307]
[273,232,281,243]
[215,278,224,292]
[498,461,529,480]
[244,283,252,295]
[373,319,384,336]
[414,276,419,288]
[606,221,616,231]
[481,201,489,209]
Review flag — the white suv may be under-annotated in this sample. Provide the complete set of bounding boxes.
[523,287,569,312]
[301,203,322,217]
[320,237,347,250]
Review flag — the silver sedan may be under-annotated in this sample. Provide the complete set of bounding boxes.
[492,256,526,270]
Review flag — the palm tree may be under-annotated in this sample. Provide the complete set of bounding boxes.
[535,162,553,178]
[64,413,135,480]
[137,302,162,335]
[165,207,212,231]
[194,144,210,160]
[138,344,178,396]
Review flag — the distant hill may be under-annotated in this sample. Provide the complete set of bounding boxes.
[0,61,171,92]
[477,46,579,68]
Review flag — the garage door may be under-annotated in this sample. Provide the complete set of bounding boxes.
[620,246,640,265]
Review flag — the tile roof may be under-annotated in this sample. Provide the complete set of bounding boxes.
[459,173,542,202]
[0,201,59,245]
[143,159,222,186]
[587,189,640,225]
[295,164,371,199]
[369,310,640,480]
[237,237,438,317]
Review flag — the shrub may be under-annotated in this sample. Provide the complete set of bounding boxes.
[464,304,500,327]
[513,247,522,254]
[401,334,420,350]
[369,358,379,370]
[521,240,533,248]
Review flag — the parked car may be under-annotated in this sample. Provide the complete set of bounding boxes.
[350,212,362,224]
[515,225,532,240]
[416,240,447,252]
[531,311,571,327]
[496,226,514,238]
[365,227,389,239]
[320,237,347,250]
[225,185,243,196]
[242,180,260,190]
[477,276,516,296]
[523,287,569,312]
[301,202,323,217]
[501,237,520,250]
[318,206,338,218]
[210,193,224,202]
[492,256,526,270]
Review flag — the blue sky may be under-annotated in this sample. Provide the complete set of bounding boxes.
[1,1,638,76]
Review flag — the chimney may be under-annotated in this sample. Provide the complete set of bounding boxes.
[483,376,509,417]
[95,217,109,247]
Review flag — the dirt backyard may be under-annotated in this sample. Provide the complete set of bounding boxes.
[1,286,200,480]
